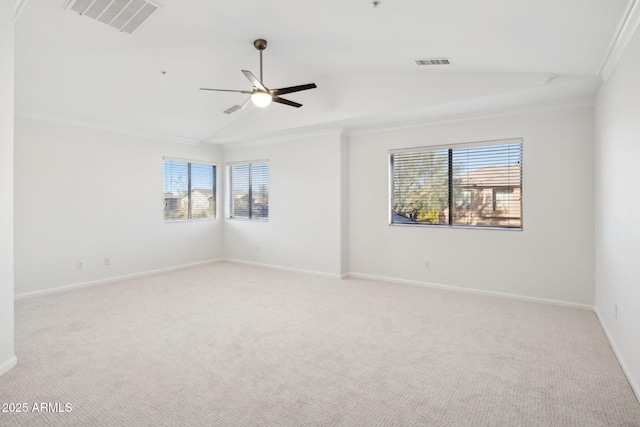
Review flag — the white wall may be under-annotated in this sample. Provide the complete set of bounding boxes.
[0,0,16,375]
[339,133,350,274]
[349,106,595,306]
[594,26,640,396]
[14,118,223,296]
[222,132,348,277]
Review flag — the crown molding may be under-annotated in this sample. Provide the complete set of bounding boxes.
[598,0,640,81]
[348,97,595,138]
[15,112,202,145]
[14,0,28,18]
[216,98,594,148]
[217,128,347,150]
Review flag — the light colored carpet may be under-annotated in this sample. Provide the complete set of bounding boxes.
[1,262,639,427]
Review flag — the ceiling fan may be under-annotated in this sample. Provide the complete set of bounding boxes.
[200,39,317,114]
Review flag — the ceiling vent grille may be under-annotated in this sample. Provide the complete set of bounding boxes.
[64,0,161,34]
[415,58,452,66]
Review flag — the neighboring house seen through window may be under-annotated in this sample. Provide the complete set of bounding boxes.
[390,139,522,229]
[227,161,269,220]
[163,159,216,221]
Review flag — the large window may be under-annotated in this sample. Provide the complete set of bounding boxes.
[163,159,216,221]
[227,161,269,220]
[390,139,522,229]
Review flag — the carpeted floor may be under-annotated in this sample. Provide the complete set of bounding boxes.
[1,262,639,426]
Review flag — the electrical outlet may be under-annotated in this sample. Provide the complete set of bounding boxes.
[614,304,618,320]
[77,261,84,270]
[424,260,431,269]
[256,246,260,253]
[105,257,111,266]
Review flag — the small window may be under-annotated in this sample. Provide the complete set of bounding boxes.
[227,161,269,220]
[390,139,522,229]
[493,189,513,210]
[163,159,216,221]
[456,190,472,207]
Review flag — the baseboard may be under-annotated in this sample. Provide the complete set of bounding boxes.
[348,272,594,311]
[0,356,17,377]
[15,259,223,300]
[222,258,347,280]
[594,307,640,403]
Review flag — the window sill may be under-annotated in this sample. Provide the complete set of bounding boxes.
[389,222,522,231]
[164,218,217,223]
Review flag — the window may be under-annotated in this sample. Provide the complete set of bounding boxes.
[163,159,216,221]
[493,189,512,209]
[456,190,471,207]
[227,161,269,220]
[390,139,522,229]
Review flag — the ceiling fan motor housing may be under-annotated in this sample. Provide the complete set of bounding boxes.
[254,39,267,51]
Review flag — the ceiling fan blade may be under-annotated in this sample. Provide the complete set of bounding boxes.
[200,88,252,94]
[272,96,302,108]
[222,97,252,115]
[240,97,252,110]
[271,83,317,96]
[223,105,242,114]
[241,70,268,92]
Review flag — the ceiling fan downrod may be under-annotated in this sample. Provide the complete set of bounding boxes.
[254,39,268,85]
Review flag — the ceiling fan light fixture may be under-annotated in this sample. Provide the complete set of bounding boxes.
[251,91,272,108]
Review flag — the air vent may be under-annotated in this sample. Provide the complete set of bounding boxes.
[64,0,160,34]
[415,58,452,66]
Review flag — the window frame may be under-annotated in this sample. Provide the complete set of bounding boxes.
[226,159,269,221]
[163,157,217,222]
[389,138,523,230]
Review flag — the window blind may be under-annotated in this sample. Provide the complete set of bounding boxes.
[228,161,269,220]
[391,149,450,225]
[390,140,522,229]
[163,160,216,221]
[230,163,250,218]
[251,163,269,219]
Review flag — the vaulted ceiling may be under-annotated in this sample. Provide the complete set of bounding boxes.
[15,0,629,144]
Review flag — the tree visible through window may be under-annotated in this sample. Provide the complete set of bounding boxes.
[228,161,269,220]
[163,160,216,221]
[390,140,522,229]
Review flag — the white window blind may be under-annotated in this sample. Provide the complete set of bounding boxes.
[390,139,522,229]
[163,159,216,221]
[228,161,269,220]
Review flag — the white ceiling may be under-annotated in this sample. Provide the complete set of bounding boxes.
[15,0,629,144]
